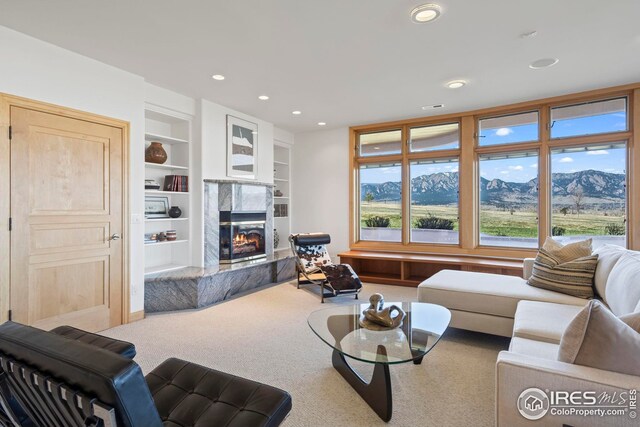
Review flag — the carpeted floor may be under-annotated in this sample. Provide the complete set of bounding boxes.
[104,281,510,426]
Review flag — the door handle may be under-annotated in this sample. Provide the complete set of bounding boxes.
[109,233,121,241]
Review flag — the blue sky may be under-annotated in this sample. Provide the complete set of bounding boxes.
[361,112,627,184]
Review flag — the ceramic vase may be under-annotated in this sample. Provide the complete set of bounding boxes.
[168,206,182,218]
[145,142,167,164]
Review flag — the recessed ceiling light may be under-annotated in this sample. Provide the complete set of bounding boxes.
[211,74,225,80]
[446,80,466,89]
[292,110,302,115]
[529,58,559,69]
[258,95,269,100]
[421,104,444,110]
[318,122,326,126]
[411,4,442,23]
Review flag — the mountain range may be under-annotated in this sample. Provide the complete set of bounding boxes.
[361,170,625,206]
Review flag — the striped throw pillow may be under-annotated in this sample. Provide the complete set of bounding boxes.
[527,248,598,299]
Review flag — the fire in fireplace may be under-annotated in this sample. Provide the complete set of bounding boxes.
[219,211,266,263]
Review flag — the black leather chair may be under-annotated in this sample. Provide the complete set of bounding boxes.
[0,321,291,427]
[289,233,363,302]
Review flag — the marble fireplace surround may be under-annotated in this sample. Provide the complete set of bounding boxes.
[144,179,296,313]
[204,179,275,266]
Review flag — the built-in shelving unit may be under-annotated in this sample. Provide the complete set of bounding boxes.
[144,105,193,275]
[273,142,292,252]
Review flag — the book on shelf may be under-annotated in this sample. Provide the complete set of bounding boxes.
[163,175,189,192]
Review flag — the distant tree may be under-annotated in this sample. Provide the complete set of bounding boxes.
[559,207,569,216]
[509,206,515,216]
[571,188,585,216]
[364,192,374,203]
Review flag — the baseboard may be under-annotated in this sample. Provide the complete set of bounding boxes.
[129,310,145,322]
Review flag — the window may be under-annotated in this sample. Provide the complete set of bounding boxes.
[551,143,626,248]
[359,163,402,242]
[550,98,627,139]
[410,123,459,152]
[351,88,636,254]
[479,152,539,248]
[478,111,539,146]
[359,130,402,156]
[410,158,459,244]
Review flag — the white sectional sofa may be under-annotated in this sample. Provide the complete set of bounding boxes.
[418,245,640,427]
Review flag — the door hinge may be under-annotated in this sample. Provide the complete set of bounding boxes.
[7,310,11,321]
[8,126,11,140]
[8,217,11,231]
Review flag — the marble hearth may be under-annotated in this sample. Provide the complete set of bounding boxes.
[145,252,295,312]
[144,179,296,312]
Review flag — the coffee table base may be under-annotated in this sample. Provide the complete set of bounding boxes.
[331,345,392,422]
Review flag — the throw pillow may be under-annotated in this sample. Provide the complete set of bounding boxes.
[527,248,597,299]
[542,237,592,263]
[605,251,640,316]
[620,312,640,333]
[558,300,640,376]
[591,244,626,301]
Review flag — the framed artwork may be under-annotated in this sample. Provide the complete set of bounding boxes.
[227,115,258,179]
[145,196,170,218]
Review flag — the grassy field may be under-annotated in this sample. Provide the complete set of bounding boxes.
[360,202,625,237]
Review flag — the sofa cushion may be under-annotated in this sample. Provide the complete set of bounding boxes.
[418,270,588,319]
[542,237,592,263]
[605,251,640,316]
[620,312,640,333]
[558,300,640,376]
[592,244,627,301]
[527,248,597,299]
[513,301,583,344]
[509,337,559,360]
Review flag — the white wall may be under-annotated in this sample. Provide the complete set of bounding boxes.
[0,25,287,313]
[192,100,275,266]
[292,127,350,259]
[0,25,148,313]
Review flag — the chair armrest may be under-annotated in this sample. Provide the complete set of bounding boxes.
[496,351,640,427]
[49,325,136,359]
[522,258,535,280]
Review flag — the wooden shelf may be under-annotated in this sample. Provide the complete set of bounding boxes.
[145,162,188,170]
[145,217,189,222]
[274,196,289,200]
[339,250,523,287]
[144,239,189,246]
[145,132,189,145]
[145,190,190,195]
[145,263,187,275]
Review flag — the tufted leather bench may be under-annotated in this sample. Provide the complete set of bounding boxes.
[0,322,291,427]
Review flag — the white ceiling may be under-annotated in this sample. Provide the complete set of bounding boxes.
[1,0,639,133]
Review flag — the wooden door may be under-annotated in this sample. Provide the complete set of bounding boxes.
[10,106,124,332]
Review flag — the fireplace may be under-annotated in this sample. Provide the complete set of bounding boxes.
[219,211,267,263]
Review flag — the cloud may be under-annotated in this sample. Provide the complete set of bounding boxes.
[530,163,538,168]
[500,170,509,175]
[508,165,524,171]
[559,157,574,163]
[495,128,513,137]
[586,150,609,156]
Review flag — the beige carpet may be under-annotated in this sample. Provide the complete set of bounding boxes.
[104,281,509,426]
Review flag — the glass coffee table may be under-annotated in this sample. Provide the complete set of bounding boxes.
[308,302,451,422]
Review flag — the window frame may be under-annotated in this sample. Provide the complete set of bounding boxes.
[349,85,638,257]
